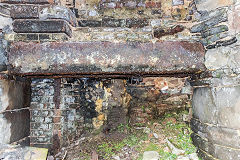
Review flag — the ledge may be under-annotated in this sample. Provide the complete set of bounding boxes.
[8,41,206,77]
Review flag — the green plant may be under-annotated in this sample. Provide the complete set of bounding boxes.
[141,106,146,113]
[97,142,115,159]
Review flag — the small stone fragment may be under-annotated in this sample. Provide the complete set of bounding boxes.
[143,127,151,134]
[143,151,160,160]
[113,155,120,160]
[153,133,159,139]
[188,153,198,160]
[166,139,185,155]
[172,0,184,6]
[177,155,190,160]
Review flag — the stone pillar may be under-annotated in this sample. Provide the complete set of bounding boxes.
[191,70,240,160]
[0,75,31,145]
[30,78,130,152]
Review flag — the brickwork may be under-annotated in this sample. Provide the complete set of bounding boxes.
[30,78,129,151]
[30,79,55,149]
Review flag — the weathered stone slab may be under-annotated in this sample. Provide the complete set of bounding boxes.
[39,6,77,26]
[10,5,39,19]
[205,44,240,70]
[0,78,30,144]
[191,118,240,149]
[192,133,240,160]
[13,19,72,36]
[8,41,205,76]
[0,143,48,160]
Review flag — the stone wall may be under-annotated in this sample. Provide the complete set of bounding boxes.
[0,76,30,145]
[30,78,130,152]
[189,0,240,159]
[1,0,240,159]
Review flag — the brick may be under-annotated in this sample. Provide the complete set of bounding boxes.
[9,41,206,76]
[0,0,54,4]
[10,5,38,19]
[145,1,161,8]
[13,20,72,37]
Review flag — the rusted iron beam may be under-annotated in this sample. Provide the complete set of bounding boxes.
[8,41,206,76]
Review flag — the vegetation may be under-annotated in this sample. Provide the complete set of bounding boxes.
[73,110,200,160]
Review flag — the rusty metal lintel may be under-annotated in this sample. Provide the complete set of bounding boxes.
[8,41,206,77]
[12,71,204,79]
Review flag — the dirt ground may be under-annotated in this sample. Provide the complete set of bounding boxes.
[53,109,200,160]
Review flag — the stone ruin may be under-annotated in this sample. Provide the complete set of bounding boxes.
[0,0,240,159]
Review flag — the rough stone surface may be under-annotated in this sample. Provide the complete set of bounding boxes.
[10,5,38,19]
[0,15,12,30]
[8,41,205,76]
[195,0,234,12]
[228,4,240,35]
[39,6,77,26]
[205,44,240,70]
[0,33,7,71]
[0,143,48,160]
[191,9,227,33]
[192,133,240,160]
[0,78,30,144]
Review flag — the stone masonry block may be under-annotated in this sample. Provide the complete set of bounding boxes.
[13,20,72,37]
[192,133,240,160]
[10,5,38,19]
[191,118,240,149]
[192,87,218,124]
[39,6,77,27]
